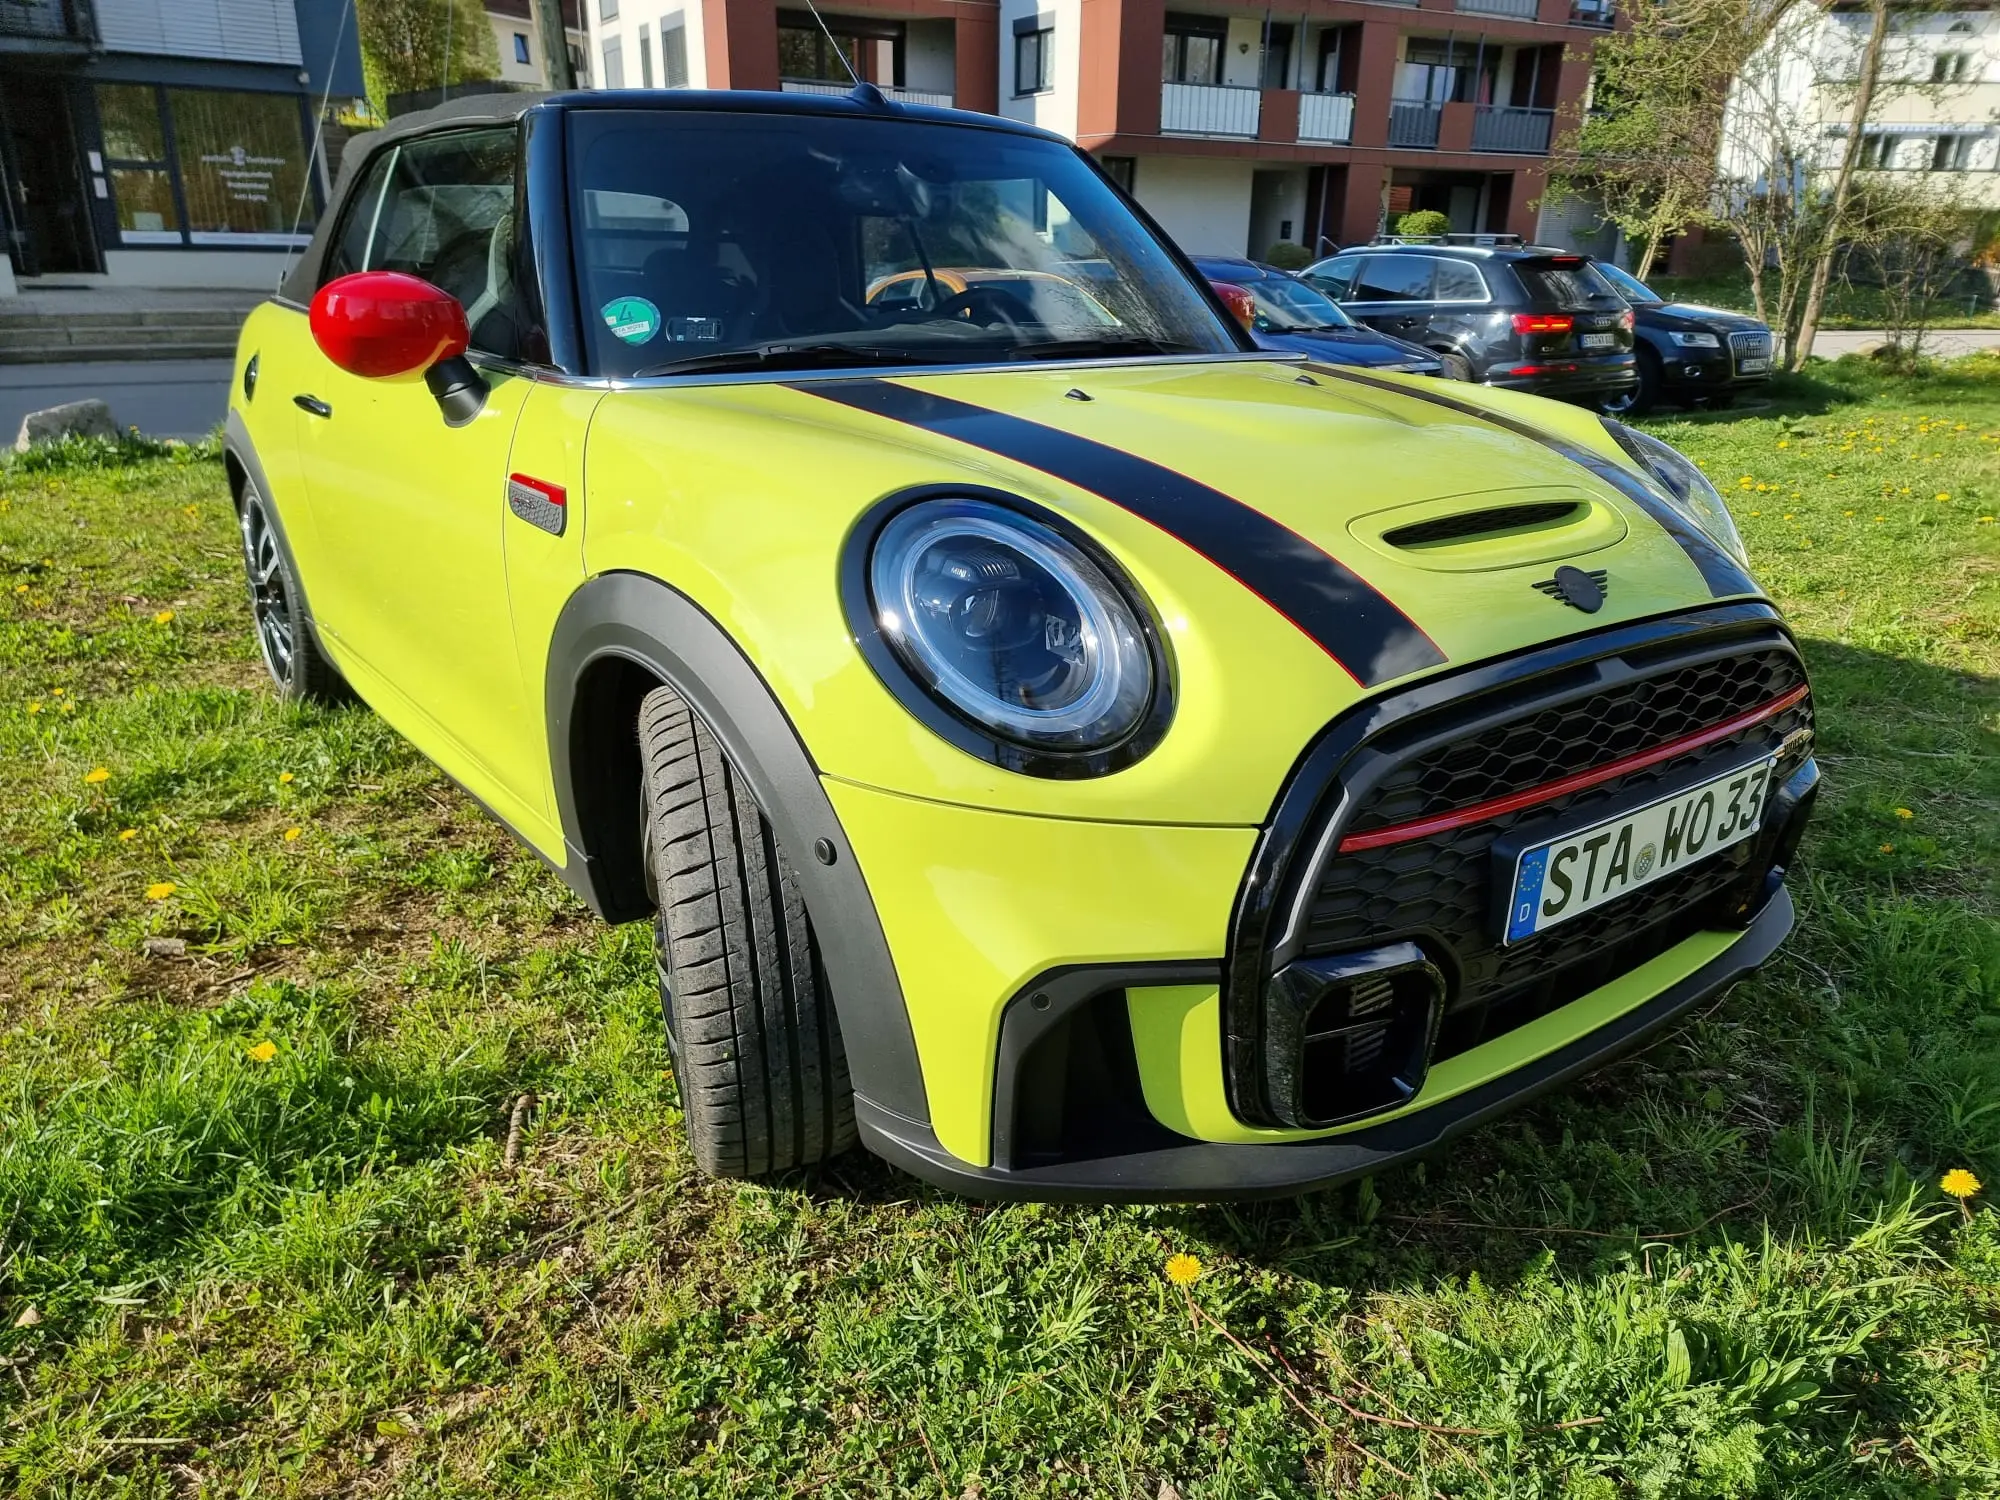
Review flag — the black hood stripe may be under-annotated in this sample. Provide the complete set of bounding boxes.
[791,377,1447,688]
[1301,364,1759,598]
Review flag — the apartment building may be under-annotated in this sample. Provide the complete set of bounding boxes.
[1723,3,2000,210]
[582,0,1611,258]
[0,0,365,294]
[489,0,593,88]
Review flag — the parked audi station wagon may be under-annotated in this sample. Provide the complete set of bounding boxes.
[1595,261,1777,415]
[224,87,1815,1200]
[1303,237,1638,405]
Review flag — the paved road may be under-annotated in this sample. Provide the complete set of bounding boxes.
[0,358,233,445]
[1809,328,2000,359]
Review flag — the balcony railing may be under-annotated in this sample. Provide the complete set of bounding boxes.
[1471,105,1555,153]
[1297,91,1356,144]
[1457,0,1539,16]
[1161,82,1261,137]
[1570,0,1616,24]
[779,79,954,107]
[1388,101,1443,149]
[0,0,96,40]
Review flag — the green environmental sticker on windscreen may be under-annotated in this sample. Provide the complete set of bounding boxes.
[601,296,661,345]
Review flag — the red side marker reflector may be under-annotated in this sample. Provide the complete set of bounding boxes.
[1337,683,1812,854]
[509,473,565,506]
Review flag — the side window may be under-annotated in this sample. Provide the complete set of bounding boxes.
[1432,260,1489,302]
[322,148,398,283]
[1352,254,1436,302]
[337,128,527,359]
[1305,253,1360,299]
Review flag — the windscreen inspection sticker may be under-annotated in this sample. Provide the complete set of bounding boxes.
[601,296,661,345]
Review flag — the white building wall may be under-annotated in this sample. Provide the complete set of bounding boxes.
[998,0,1080,139]
[586,2,706,89]
[906,18,956,94]
[1134,156,1254,257]
[94,0,302,65]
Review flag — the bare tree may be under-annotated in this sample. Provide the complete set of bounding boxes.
[1793,0,1893,365]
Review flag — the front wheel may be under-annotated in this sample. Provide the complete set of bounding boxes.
[1601,347,1660,418]
[237,477,347,702]
[1437,350,1474,383]
[638,683,856,1179]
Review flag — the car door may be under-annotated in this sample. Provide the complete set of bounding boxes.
[289,125,547,828]
[1340,253,1438,343]
[1423,257,1494,371]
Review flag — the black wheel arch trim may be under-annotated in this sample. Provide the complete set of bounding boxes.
[222,409,333,662]
[545,568,932,1126]
[856,883,1793,1202]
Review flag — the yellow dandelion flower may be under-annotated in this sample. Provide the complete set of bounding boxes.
[145,880,176,900]
[1980,515,1995,524]
[1844,510,1855,517]
[26,701,40,714]
[1935,493,1950,502]
[245,1039,278,1064]
[182,504,199,516]
[1738,477,1754,488]
[278,771,294,784]
[1895,807,1914,820]
[1750,510,1762,516]
[50,687,63,696]
[1878,843,1895,854]
[1875,516,1887,523]
[282,826,302,842]
[1784,513,1795,521]
[84,766,110,784]
[117,828,137,841]
[152,609,174,625]
[1943,1168,1982,1200]
[57,701,72,713]
[1777,439,1790,449]
[1164,1253,1203,1287]
[13,584,26,594]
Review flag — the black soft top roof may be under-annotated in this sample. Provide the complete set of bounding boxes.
[279,87,1063,303]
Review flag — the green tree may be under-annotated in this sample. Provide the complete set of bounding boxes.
[1395,210,1450,238]
[356,0,499,116]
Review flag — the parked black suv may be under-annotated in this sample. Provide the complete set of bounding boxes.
[1301,236,1636,406]
[1594,261,1775,415]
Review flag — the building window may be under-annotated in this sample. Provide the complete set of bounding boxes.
[1931,133,1976,170]
[1315,28,1350,93]
[1099,155,1136,193]
[513,33,531,65]
[1014,23,1053,95]
[602,35,624,88]
[661,21,688,88]
[95,83,314,247]
[639,23,654,86]
[1859,132,1896,170]
[1260,23,1293,90]
[600,0,618,19]
[1933,51,1973,82]
[1396,40,1491,104]
[1161,14,1226,85]
[778,11,901,84]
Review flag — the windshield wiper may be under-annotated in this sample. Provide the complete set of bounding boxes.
[631,341,942,378]
[1002,336,1197,363]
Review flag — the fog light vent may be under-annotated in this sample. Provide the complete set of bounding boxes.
[1263,942,1444,1129]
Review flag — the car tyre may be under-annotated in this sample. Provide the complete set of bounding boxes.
[1438,350,1474,383]
[638,682,856,1179]
[1601,346,1660,418]
[236,476,348,702]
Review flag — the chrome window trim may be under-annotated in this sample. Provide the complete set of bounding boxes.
[466,348,1305,390]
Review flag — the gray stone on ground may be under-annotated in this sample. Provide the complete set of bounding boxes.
[14,397,116,452]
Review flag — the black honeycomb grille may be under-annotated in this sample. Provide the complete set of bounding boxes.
[1349,647,1805,833]
[1294,645,1812,1063]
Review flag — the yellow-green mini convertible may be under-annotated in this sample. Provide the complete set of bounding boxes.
[224,87,1817,1199]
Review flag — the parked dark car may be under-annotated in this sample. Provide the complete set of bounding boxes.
[1191,256,1446,376]
[1301,236,1636,406]
[1594,261,1775,415]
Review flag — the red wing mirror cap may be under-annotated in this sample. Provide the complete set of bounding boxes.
[309,271,470,379]
[1210,281,1257,332]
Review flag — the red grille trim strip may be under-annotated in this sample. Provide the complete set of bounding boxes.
[1337,682,1812,854]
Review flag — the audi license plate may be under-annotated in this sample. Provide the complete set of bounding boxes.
[1578,332,1615,348]
[1503,754,1778,943]
[1739,356,1770,373]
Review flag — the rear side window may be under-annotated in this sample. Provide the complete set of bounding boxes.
[1431,260,1489,302]
[1514,260,1621,309]
[1352,255,1435,302]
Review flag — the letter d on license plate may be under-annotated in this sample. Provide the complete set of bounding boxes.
[1504,754,1777,943]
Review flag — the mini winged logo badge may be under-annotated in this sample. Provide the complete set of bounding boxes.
[1533,565,1608,613]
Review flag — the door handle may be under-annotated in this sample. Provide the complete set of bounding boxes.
[293,394,332,418]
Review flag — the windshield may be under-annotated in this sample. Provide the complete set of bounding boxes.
[567,110,1238,376]
[1238,273,1356,331]
[1597,262,1663,305]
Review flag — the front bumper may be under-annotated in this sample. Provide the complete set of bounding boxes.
[1656,343,1771,395]
[857,885,1794,1201]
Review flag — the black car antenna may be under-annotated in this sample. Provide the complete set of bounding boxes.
[800,0,889,106]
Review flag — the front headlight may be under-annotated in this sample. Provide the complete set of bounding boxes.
[1668,331,1721,349]
[856,494,1170,772]
[1601,419,1750,566]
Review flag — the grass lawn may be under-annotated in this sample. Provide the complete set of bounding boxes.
[1,358,1997,1498]
[1647,272,2000,333]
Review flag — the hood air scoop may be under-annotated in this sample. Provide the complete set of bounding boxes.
[1348,488,1627,574]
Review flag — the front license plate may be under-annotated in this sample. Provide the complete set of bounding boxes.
[1739,356,1770,373]
[1503,754,1778,943]
[1578,332,1615,348]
